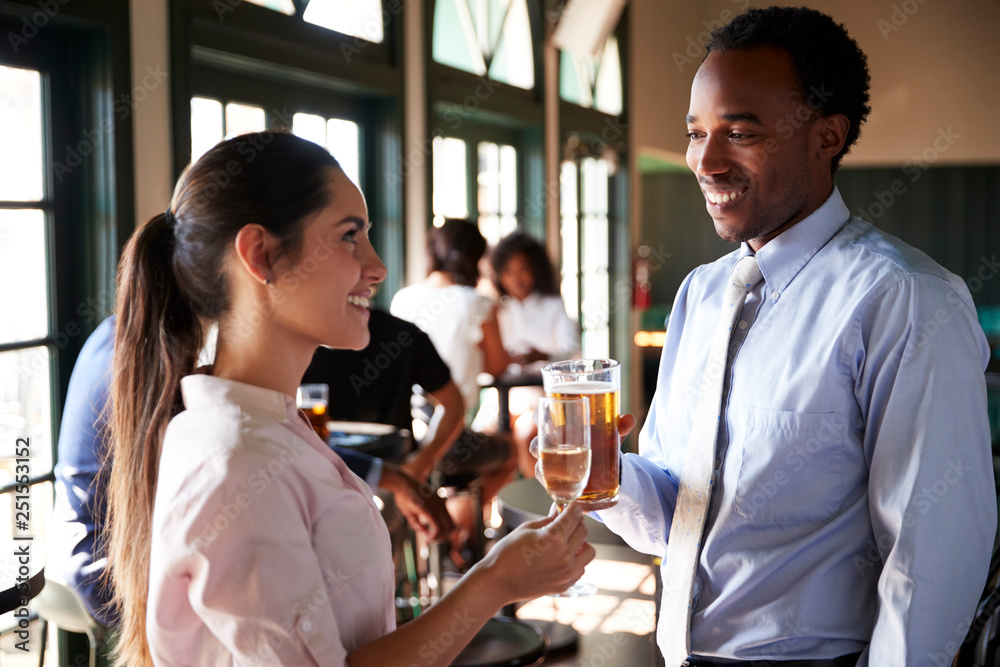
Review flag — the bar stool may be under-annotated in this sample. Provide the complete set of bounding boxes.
[33,578,107,667]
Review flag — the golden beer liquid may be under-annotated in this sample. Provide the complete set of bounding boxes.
[549,381,620,509]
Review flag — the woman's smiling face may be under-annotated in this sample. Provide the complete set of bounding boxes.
[272,168,386,351]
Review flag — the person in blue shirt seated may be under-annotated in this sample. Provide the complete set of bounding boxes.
[50,316,117,628]
[49,316,452,628]
[598,6,996,667]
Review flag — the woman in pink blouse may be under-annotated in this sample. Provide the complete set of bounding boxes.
[105,131,595,667]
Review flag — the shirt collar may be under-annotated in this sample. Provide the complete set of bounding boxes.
[748,186,851,296]
[180,372,295,423]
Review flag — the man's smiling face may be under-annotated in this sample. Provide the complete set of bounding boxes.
[685,45,835,250]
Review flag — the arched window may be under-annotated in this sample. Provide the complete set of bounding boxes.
[243,0,387,43]
[432,0,535,90]
[559,33,623,116]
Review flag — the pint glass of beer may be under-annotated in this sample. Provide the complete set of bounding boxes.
[541,359,620,510]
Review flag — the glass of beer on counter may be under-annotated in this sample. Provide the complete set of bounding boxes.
[541,359,620,510]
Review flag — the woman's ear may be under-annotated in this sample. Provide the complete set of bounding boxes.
[233,224,274,286]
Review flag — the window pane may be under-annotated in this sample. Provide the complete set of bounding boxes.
[304,0,385,43]
[478,142,500,243]
[433,0,487,75]
[327,119,361,187]
[499,145,517,216]
[0,210,48,344]
[225,103,266,139]
[560,161,579,322]
[191,97,224,163]
[433,136,469,226]
[293,112,327,148]
[580,158,610,359]
[595,36,623,116]
[488,0,534,90]
[477,142,518,245]
[559,51,594,108]
[0,65,44,202]
[244,0,295,14]
[292,114,361,187]
[0,347,53,467]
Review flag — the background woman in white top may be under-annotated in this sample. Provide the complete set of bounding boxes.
[480,231,580,476]
[106,132,595,667]
[491,231,580,366]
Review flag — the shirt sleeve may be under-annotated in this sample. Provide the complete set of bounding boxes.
[853,273,996,666]
[596,275,693,556]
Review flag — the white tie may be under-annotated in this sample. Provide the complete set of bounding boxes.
[662,256,764,665]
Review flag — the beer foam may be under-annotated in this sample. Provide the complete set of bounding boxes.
[548,381,617,394]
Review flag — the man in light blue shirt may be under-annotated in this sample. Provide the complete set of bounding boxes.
[598,7,995,666]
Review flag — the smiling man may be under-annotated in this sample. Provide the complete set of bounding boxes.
[597,7,995,667]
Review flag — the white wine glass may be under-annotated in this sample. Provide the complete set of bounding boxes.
[536,396,597,597]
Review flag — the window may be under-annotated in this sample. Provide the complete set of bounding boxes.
[432,136,470,226]
[432,134,520,245]
[432,0,535,90]
[0,66,55,606]
[477,141,517,245]
[561,156,613,359]
[560,34,623,116]
[190,98,363,188]
[241,0,386,43]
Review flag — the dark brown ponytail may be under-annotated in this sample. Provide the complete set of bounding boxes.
[107,211,203,667]
[105,131,341,666]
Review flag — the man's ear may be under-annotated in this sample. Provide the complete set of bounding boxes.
[233,224,274,286]
[816,113,850,160]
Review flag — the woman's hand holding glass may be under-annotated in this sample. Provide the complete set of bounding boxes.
[471,502,595,602]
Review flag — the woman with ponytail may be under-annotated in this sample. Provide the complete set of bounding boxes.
[107,131,595,667]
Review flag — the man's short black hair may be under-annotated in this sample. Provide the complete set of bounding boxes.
[705,6,871,173]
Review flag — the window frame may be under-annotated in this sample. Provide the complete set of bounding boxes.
[171,0,407,301]
[0,1,133,652]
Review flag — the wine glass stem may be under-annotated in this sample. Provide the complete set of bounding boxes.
[555,500,571,513]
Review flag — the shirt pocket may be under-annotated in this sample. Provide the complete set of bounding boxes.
[734,407,845,523]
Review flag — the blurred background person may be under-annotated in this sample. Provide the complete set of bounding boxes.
[390,219,516,557]
[476,231,580,477]
[301,307,465,536]
[50,316,116,634]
